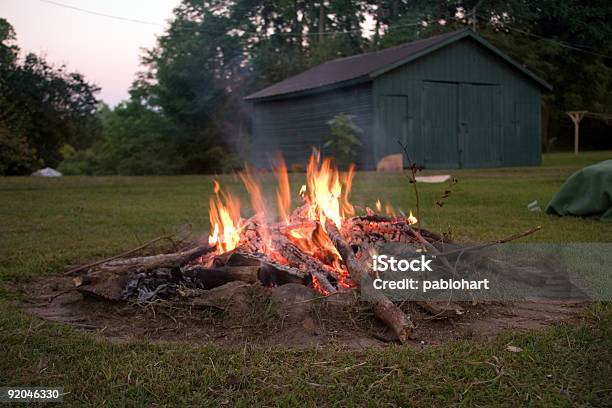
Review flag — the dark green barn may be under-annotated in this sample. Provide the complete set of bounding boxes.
[245,29,552,170]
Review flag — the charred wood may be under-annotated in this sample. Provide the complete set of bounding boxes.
[325,221,414,343]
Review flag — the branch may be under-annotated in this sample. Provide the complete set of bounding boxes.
[434,226,542,258]
[64,225,195,276]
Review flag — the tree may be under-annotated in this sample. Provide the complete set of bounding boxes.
[324,114,363,169]
[0,18,101,174]
[60,100,183,175]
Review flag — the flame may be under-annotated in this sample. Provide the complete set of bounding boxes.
[304,151,353,230]
[206,152,366,293]
[274,154,291,224]
[375,200,382,212]
[385,202,396,217]
[341,164,356,218]
[208,180,243,254]
[239,167,267,219]
[407,210,418,225]
[311,274,331,296]
[240,167,273,252]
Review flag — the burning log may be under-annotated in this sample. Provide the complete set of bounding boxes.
[348,215,443,246]
[182,265,261,289]
[325,221,414,343]
[276,240,337,294]
[211,249,310,287]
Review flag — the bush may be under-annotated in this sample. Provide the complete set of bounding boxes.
[324,114,363,169]
[0,125,40,175]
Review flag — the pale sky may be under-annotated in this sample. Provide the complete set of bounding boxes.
[1,0,180,106]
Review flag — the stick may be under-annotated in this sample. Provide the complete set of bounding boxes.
[397,139,421,227]
[64,226,195,276]
[98,245,208,270]
[270,234,337,294]
[311,270,337,295]
[325,221,414,343]
[432,226,542,258]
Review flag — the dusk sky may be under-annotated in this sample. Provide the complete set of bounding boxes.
[2,0,181,106]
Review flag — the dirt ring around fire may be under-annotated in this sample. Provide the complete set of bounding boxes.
[23,275,587,349]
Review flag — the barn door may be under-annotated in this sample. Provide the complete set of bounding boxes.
[421,82,459,168]
[458,84,502,167]
[377,95,413,161]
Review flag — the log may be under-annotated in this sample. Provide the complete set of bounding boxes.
[269,235,337,294]
[258,262,309,286]
[310,270,337,295]
[325,221,414,342]
[350,215,443,243]
[182,265,261,289]
[64,226,195,275]
[96,245,211,274]
[213,250,309,287]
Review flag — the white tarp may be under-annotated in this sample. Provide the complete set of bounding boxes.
[31,167,62,177]
[415,175,451,183]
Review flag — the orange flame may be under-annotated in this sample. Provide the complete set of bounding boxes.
[239,168,267,219]
[407,210,418,225]
[208,180,243,254]
[304,151,353,230]
[240,167,272,252]
[385,202,396,217]
[375,200,382,212]
[273,154,291,224]
[207,152,360,292]
[341,164,356,218]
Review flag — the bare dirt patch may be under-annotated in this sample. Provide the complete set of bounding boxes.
[22,276,586,349]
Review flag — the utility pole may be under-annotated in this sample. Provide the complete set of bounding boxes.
[567,111,586,155]
[319,1,325,42]
[470,0,484,32]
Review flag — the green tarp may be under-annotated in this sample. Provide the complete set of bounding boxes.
[546,160,612,221]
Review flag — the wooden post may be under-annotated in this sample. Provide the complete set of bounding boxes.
[567,111,586,155]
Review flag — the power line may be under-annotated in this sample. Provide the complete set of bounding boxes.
[38,0,165,27]
[476,14,611,59]
[36,0,426,38]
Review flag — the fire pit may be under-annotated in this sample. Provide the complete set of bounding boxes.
[44,151,582,345]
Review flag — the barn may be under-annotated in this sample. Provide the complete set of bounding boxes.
[245,29,552,170]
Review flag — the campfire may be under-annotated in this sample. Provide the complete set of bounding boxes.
[66,150,543,343]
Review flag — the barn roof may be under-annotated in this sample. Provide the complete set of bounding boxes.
[245,29,551,101]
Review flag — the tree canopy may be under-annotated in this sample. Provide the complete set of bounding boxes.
[2,1,610,175]
[0,18,101,175]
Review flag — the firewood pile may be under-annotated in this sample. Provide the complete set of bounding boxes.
[65,152,541,343]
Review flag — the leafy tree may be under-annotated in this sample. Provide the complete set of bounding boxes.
[0,124,40,175]
[0,18,101,174]
[324,114,363,169]
[134,0,243,173]
[60,100,183,175]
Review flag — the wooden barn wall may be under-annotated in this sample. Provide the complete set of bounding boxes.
[373,37,542,169]
[250,84,374,169]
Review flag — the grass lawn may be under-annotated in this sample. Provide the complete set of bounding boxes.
[1,151,611,406]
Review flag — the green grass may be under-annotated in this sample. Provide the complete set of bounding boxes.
[1,151,611,406]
